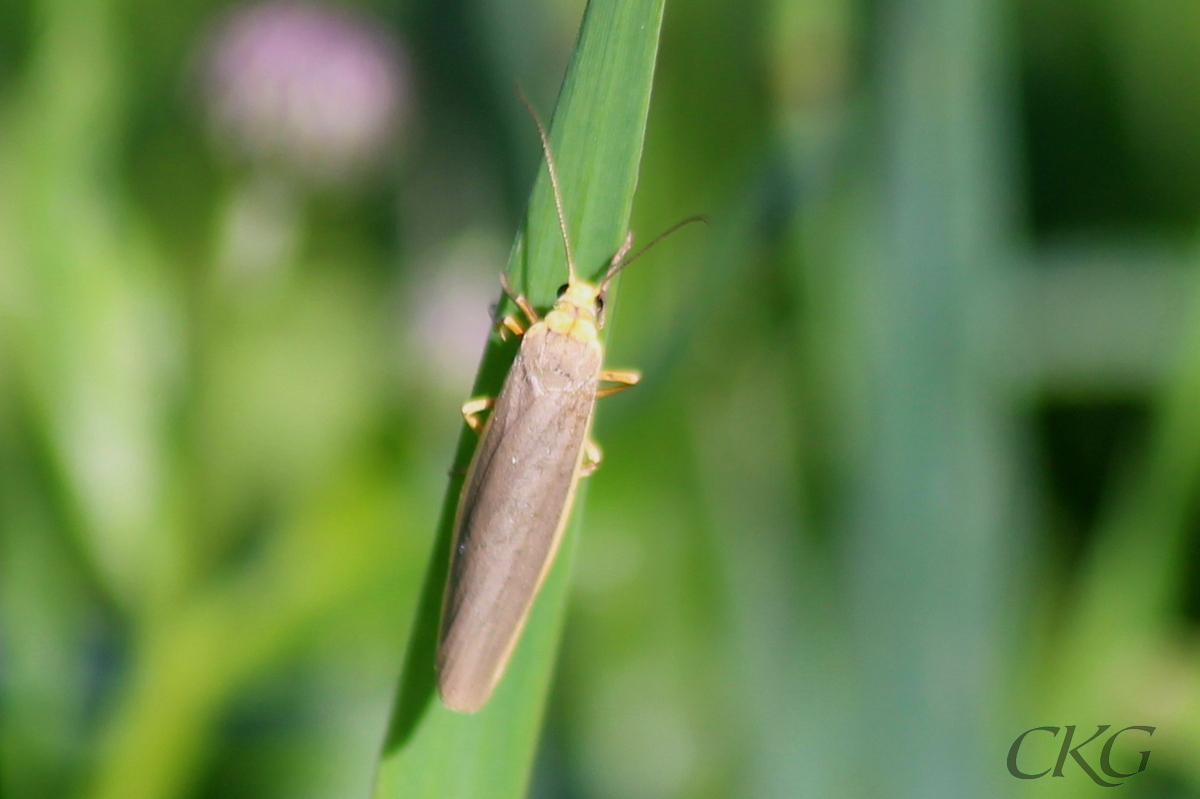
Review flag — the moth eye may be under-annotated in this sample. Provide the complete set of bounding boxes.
[556,283,569,298]
[595,296,605,314]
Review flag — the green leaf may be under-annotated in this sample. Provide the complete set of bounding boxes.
[372,0,666,796]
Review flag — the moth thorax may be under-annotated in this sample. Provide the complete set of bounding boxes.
[545,307,599,344]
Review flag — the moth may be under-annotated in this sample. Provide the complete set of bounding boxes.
[436,97,699,713]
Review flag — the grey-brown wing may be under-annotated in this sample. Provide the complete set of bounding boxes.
[438,324,601,712]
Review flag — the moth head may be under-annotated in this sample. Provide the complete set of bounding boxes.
[553,279,603,324]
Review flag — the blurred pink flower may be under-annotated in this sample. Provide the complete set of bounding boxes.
[204,1,410,181]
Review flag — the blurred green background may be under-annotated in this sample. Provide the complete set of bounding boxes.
[3,0,1200,797]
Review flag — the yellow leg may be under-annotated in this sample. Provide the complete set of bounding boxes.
[461,397,495,433]
[580,439,603,477]
[500,273,539,325]
[498,315,526,340]
[597,369,640,399]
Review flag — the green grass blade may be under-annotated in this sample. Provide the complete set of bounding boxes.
[373,0,666,795]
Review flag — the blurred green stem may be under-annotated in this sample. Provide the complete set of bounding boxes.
[1060,256,1200,678]
[84,474,396,799]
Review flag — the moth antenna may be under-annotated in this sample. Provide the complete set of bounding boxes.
[517,85,576,283]
[599,215,709,291]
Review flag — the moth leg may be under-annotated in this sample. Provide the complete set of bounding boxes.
[599,368,640,385]
[609,231,634,267]
[596,369,641,399]
[497,315,526,341]
[500,273,540,324]
[461,397,495,433]
[580,438,603,477]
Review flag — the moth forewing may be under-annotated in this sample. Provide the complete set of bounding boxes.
[437,321,603,713]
